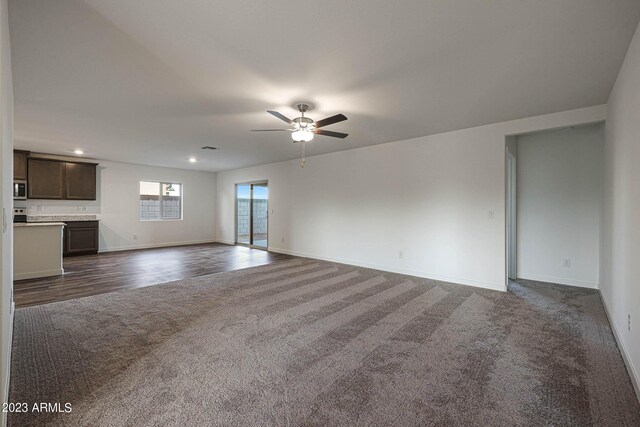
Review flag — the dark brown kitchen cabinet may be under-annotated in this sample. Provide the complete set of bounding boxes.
[64,221,99,256]
[65,162,97,200]
[27,157,97,200]
[28,158,65,199]
[13,150,29,180]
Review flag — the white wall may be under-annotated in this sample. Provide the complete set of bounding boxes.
[0,0,12,422]
[601,20,640,397]
[216,105,606,292]
[16,159,216,252]
[516,124,604,288]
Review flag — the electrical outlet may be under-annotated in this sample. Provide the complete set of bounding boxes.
[133,234,138,240]
[629,314,631,332]
[77,206,82,212]
[562,258,571,268]
[399,251,404,259]
[37,205,43,212]
[281,237,285,244]
[488,210,495,220]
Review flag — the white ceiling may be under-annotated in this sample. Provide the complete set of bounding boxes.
[8,0,640,172]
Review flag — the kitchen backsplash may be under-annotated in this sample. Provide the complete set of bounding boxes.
[15,199,101,216]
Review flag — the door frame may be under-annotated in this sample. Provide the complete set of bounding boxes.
[234,180,269,250]
[505,137,517,284]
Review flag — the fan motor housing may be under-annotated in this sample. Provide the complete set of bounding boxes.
[293,117,314,125]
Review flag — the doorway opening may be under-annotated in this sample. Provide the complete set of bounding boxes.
[236,182,269,249]
[505,123,604,289]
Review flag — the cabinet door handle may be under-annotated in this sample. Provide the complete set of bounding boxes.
[2,208,7,234]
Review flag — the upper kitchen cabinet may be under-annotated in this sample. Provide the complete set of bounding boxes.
[13,150,29,180]
[65,162,97,200]
[28,157,98,200]
[28,158,65,199]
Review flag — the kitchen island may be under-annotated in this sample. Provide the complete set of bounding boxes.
[14,222,65,280]
[27,215,100,256]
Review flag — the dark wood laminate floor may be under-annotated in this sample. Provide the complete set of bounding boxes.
[13,243,292,308]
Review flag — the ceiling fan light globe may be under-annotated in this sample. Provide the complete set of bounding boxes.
[292,129,314,142]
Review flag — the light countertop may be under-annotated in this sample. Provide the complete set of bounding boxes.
[27,214,98,222]
[14,222,66,227]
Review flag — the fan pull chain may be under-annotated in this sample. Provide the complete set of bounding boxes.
[301,142,306,168]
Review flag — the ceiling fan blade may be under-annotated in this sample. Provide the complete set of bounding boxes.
[314,113,347,128]
[251,129,293,132]
[314,129,349,139]
[267,110,294,125]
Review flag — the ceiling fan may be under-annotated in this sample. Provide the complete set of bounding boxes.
[252,103,348,142]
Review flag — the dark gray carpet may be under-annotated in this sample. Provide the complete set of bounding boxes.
[9,258,640,426]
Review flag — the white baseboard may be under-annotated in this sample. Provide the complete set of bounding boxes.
[99,239,217,253]
[268,247,506,292]
[517,272,598,289]
[2,302,15,427]
[14,268,63,281]
[599,293,640,403]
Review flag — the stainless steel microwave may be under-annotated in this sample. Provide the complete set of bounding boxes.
[13,180,26,200]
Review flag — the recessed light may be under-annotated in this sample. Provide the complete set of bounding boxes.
[188,157,197,163]
[74,149,84,155]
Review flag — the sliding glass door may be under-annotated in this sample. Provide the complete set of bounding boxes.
[236,182,268,249]
[251,183,268,248]
[236,184,251,245]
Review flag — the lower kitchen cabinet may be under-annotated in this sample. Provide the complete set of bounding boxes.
[64,221,99,256]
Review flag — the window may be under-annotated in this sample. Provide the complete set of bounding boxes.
[139,181,182,221]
